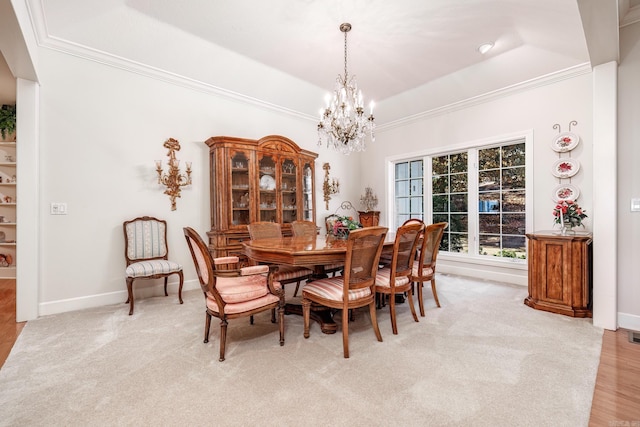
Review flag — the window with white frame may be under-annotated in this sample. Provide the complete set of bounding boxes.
[392,138,528,261]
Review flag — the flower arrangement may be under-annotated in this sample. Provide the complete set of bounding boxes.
[329,215,362,238]
[553,200,587,228]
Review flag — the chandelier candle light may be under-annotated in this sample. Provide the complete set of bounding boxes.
[317,23,375,154]
[155,138,192,211]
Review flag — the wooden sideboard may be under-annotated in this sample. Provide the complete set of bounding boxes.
[524,231,592,318]
[205,135,318,260]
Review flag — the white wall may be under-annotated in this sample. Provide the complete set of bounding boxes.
[617,21,640,331]
[34,47,341,314]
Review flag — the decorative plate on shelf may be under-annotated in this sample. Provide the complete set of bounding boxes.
[551,132,580,152]
[259,174,276,190]
[551,158,580,178]
[552,184,580,202]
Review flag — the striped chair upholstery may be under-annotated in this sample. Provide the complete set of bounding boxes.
[123,216,184,315]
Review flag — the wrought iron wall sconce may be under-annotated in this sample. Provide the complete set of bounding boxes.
[322,162,340,210]
[155,138,192,211]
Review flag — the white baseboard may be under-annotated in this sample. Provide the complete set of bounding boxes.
[38,280,200,317]
[437,264,528,287]
[618,312,640,331]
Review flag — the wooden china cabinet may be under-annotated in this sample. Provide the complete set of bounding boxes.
[205,135,318,260]
[524,231,593,318]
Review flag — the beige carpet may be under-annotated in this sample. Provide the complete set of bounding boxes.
[0,274,602,426]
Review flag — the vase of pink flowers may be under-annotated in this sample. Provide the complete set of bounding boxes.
[553,200,587,235]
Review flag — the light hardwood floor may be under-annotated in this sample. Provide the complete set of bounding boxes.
[0,278,638,423]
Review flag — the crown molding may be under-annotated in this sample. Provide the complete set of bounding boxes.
[620,4,640,28]
[377,63,593,132]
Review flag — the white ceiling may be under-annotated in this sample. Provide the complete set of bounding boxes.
[3,0,640,113]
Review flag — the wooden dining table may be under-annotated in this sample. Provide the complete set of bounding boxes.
[242,233,396,334]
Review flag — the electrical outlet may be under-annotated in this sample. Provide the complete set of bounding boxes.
[631,198,640,212]
[50,202,68,215]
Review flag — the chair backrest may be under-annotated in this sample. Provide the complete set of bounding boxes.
[418,222,448,270]
[389,222,424,277]
[183,227,214,295]
[291,220,318,238]
[248,222,282,240]
[402,218,425,227]
[343,226,388,294]
[123,216,168,265]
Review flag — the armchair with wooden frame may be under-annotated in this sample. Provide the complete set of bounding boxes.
[123,216,183,315]
[410,222,448,316]
[375,221,423,334]
[301,226,388,358]
[183,227,284,362]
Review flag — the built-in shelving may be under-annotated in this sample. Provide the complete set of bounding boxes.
[0,141,16,278]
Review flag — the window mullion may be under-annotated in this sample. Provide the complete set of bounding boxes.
[467,149,479,256]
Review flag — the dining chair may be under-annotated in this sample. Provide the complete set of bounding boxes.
[183,227,284,361]
[292,220,343,289]
[301,226,388,358]
[123,216,183,315]
[411,222,448,316]
[247,222,313,296]
[375,221,423,334]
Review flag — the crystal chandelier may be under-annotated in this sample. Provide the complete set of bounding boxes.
[317,23,375,155]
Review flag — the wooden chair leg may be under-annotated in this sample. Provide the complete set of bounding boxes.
[368,302,383,343]
[126,278,135,315]
[342,308,350,358]
[389,293,398,335]
[177,271,184,304]
[278,305,285,346]
[204,312,212,343]
[163,277,168,296]
[431,278,441,308]
[407,289,419,322]
[219,319,228,362]
[293,280,301,297]
[302,298,311,338]
[417,281,425,317]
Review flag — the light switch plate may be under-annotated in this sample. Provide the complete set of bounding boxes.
[50,202,68,215]
[631,198,640,212]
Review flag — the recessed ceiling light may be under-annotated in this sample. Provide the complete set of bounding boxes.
[478,42,494,54]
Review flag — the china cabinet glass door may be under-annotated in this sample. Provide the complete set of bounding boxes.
[302,162,314,221]
[258,154,277,222]
[230,151,250,227]
[281,157,298,224]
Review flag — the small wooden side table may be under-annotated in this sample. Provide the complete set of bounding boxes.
[358,211,380,227]
[524,231,593,317]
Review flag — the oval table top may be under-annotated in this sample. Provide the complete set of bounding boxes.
[242,234,396,267]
